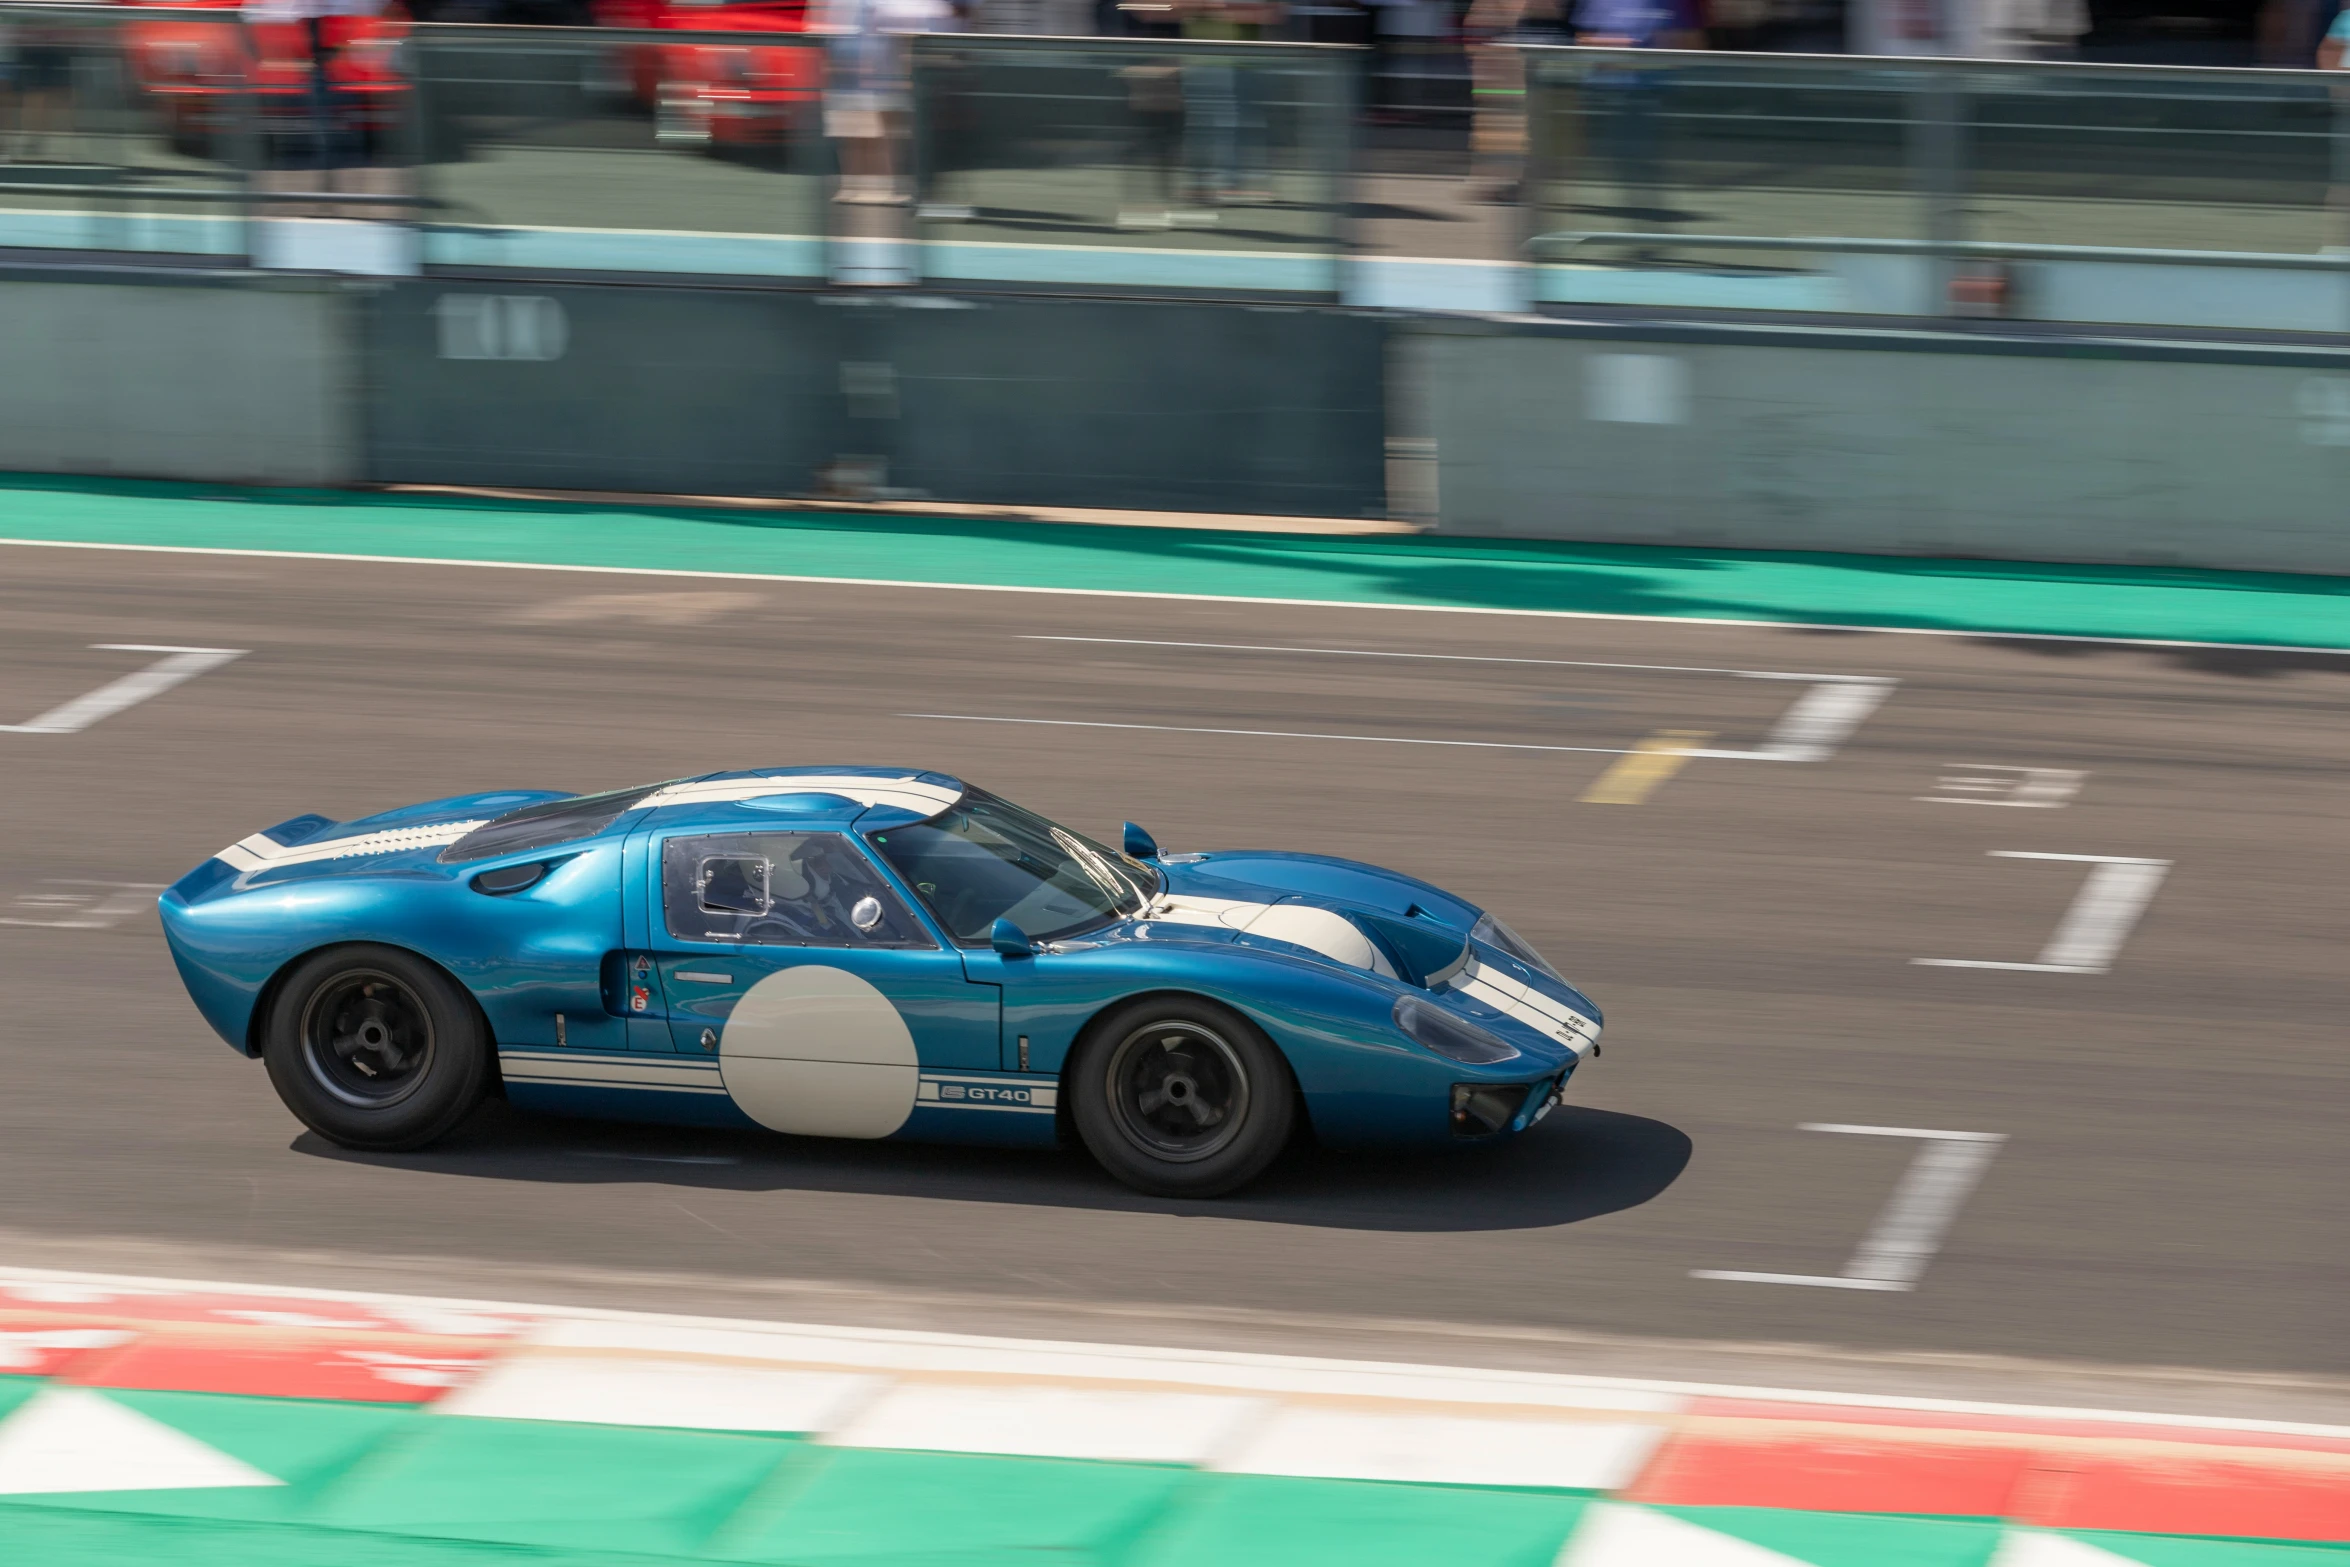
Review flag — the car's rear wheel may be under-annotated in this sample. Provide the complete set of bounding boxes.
[1070,998,1295,1198]
[261,945,489,1152]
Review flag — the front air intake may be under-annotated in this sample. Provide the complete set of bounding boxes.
[1450,1083,1533,1139]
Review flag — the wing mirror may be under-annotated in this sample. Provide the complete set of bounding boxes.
[990,917,1035,958]
[1122,822,1159,860]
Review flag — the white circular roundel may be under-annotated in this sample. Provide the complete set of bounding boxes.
[719,966,918,1139]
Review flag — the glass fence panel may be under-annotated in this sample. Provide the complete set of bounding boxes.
[1527,50,1932,315]
[1965,70,2335,256]
[909,37,1350,295]
[0,4,256,260]
[1958,68,2342,331]
[412,23,825,278]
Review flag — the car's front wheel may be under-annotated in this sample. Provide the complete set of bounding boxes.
[1070,998,1295,1198]
[260,945,490,1152]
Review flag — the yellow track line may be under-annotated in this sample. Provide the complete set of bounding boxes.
[1580,730,1715,805]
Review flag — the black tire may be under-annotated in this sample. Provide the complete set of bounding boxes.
[1069,997,1295,1198]
[260,945,490,1152]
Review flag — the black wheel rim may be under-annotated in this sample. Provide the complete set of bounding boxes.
[1105,1020,1249,1164]
[300,970,435,1109]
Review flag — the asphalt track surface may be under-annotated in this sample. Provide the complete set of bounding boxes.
[2,546,2345,1399]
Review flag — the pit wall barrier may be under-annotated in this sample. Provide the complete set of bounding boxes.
[1401,315,2350,577]
[0,268,1386,518]
[13,263,2350,577]
[0,274,358,489]
[367,283,1388,518]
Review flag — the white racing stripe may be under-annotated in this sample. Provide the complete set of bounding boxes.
[214,819,489,874]
[641,774,961,817]
[1450,959,1601,1056]
[499,1052,727,1096]
[1154,905,1589,1045]
[209,773,963,877]
[1143,896,1398,978]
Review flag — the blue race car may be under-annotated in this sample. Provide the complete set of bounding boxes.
[160,768,1602,1196]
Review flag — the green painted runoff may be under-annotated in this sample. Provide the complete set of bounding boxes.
[0,476,2344,650]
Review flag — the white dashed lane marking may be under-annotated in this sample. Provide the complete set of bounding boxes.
[1917,763,2087,809]
[1695,1125,2006,1293]
[0,644,246,735]
[1915,853,2172,975]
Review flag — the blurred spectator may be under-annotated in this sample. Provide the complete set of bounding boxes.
[814,0,949,204]
[1361,0,1449,117]
[246,0,405,215]
[1112,0,1184,34]
[966,0,1092,29]
[1463,0,1528,201]
[1981,0,2087,57]
[1573,0,1699,52]
[2321,0,2350,63]
[1116,51,1186,225]
[1702,0,1770,50]
[1846,0,1947,55]
[2261,0,2323,64]
[2,5,80,164]
[1573,0,1698,221]
[1179,0,1283,211]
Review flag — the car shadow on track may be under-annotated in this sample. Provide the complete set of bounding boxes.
[293,1101,1691,1233]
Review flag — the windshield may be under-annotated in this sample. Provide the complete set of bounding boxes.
[1471,912,1562,982]
[865,787,1156,945]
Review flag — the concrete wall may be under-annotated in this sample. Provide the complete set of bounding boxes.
[364,282,847,497]
[1406,317,2350,576]
[0,270,1382,518]
[0,276,359,487]
[880,296,1386,517]
[365,285,1387,517]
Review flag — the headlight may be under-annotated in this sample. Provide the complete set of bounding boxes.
[1393,995,1519,1065]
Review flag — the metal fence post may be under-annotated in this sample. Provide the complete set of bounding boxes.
[1910,64,1966,318]
[1332,41,1363,306]
[2330,74,2350,328]
[400,28,436,260]
[1514,47,1557,317]
[231,12,262,267]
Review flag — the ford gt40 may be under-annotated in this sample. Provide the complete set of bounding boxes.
[161,767,1603,1196]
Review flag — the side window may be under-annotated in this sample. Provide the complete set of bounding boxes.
[662,833,932,949]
